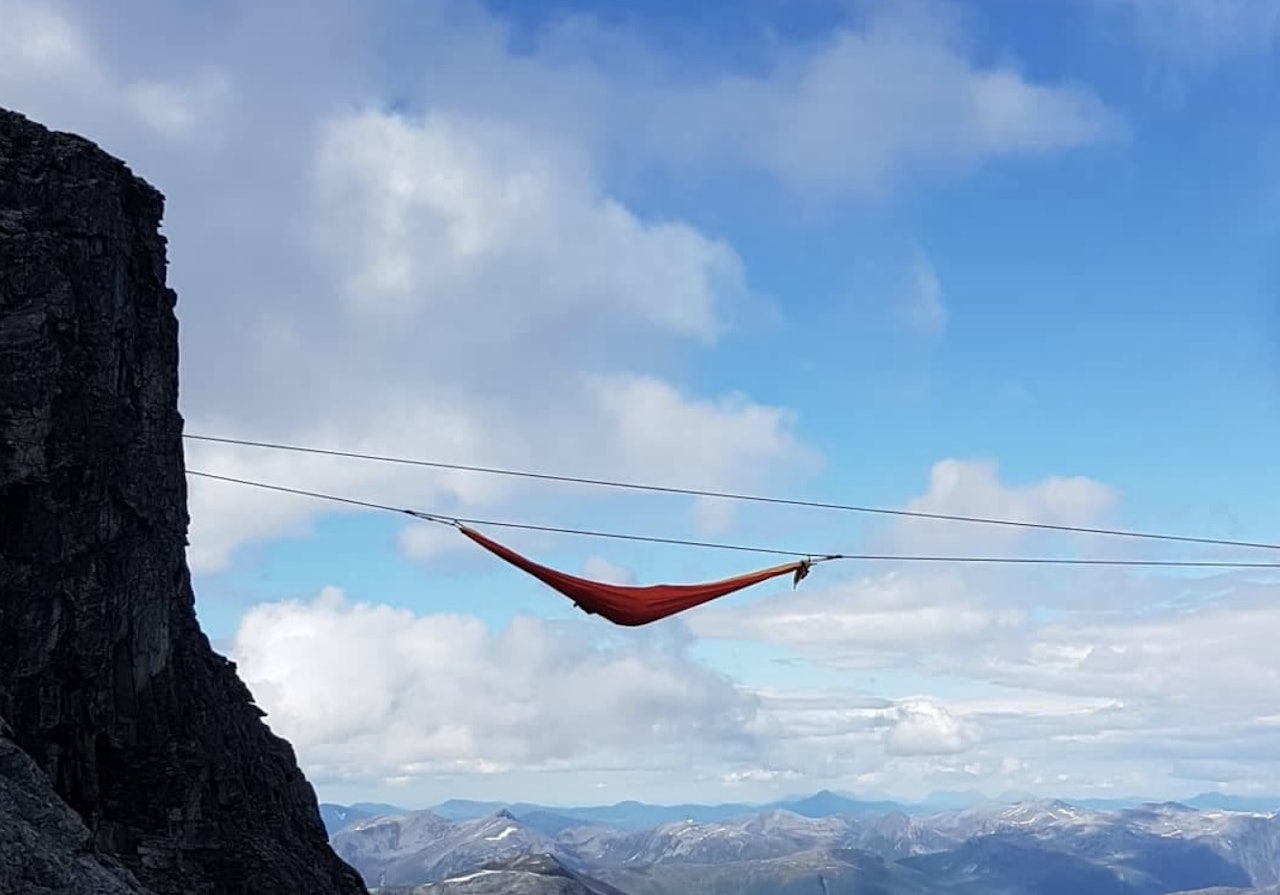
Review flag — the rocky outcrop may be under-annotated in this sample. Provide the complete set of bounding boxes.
[332,809,560,887]
[375,854,631,895]
[1,716,154,894]
[0,107,367,894]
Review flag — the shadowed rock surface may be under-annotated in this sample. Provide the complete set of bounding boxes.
[0,107,367,894]
[1,716,154,894]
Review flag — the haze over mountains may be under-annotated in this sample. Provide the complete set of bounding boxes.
[322,793,1280,895]
[322,789,1280,833]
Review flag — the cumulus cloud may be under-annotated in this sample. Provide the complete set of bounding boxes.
[982,583,1280,713]
[399,522,473,564]
[885,699,980,756]
[686,456,1280,800]
[887,457,1120,553]
[0,0,100,89]
[0,0,1122,575]
[691,568,1025,660]
[235,492,1280,802]
[695,458,1276,715]
[625,4,1122,194]
[309,108,735,339]
[13,0,1260,805]
[716,689,989,786]
[583,374,819,490]
[174,99,818,570]
[184,404,499,573]
[0,0,229,142]
[183,374,817,573]
[0,0,833,573]
[233,588,760,779]
[756,574,1280,796]
[287,1,1123,197]
[691,459,1115,653]
[720,767,804,786]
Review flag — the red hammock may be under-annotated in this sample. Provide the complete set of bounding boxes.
[458,525,812,626]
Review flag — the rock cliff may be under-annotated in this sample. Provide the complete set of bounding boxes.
[0,108,368,894]
[1,716,154,894]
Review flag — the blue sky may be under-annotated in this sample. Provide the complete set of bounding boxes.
[3,0,1279,809]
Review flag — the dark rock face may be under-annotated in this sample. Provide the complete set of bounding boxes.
[1,716,154,894]
[0,107,368,894]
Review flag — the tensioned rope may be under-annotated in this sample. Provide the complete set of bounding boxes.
[185,470,1280,569]
[182,434,1280,553]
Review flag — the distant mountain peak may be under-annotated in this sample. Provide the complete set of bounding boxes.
[334,793,1280,894]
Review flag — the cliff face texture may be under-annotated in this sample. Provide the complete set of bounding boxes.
[1,717,154,894]
[0,108,368,894]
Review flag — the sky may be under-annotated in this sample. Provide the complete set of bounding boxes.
[3,0,1280,810]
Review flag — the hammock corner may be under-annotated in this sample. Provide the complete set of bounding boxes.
[792,560,812,588]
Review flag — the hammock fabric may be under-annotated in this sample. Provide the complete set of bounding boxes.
[458,525,813,626]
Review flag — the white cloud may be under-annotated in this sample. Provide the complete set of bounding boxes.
[232,588,760,778]
[691,496,739,537]
[691,568,1024,656]
[720,767,803,786]
[185,403,498,573]
[580,556,636,585]
[982,587,1280,712]
[399,522,471,563]
[224,562,1280,801]
[293,2,1123,198]
[889,458,1120,553]
[885,699,980,756]
[584,374,820,490]
[710,689,994,787]
[162,100,815,571]
[1093,0,1280,63]
[0,0,817,577]
[16,0,1262,806]
[0,0,101,88]
[0,0,1121,574]
[310,108,735,339]
[692,459,1123,652]
[0,0,829,572]
[0,0,232,145]
[748,575,1280,796]
[182,372,816,573]
[126,70,232,141]
[626,5,1122,194]
[901,254,947,340]
[690,462,1280,737]
[680,456,1280,800]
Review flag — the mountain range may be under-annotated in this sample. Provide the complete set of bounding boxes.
[326,795,1280,895]
[323,790,1280,835]
[373,853,627,894]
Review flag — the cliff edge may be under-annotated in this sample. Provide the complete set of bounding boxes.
[0,108,368,894]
